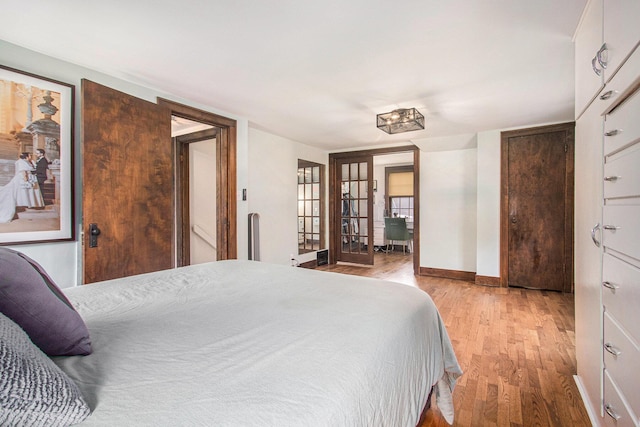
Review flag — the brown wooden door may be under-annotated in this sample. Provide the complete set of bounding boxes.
[501,123,574,292]
[82,80,173,283]
[334,155,374,265]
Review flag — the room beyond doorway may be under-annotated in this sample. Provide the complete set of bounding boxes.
[172,116,218,266]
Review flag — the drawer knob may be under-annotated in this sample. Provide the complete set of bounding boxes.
[603,225,620,231]
[599,90,617,100]
[603,175,620,182]
[600,90,612,100]
[604,343,622,356]
[591,223,601,247]
[605,404,621,421]
[604,129,621,137]
[602,281,619,292]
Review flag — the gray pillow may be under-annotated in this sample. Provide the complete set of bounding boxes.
[0,312,91,426]
[0,247,92,356]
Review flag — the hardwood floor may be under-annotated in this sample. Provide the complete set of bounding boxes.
[316,253,592,427]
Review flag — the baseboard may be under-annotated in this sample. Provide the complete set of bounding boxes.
[573,375,600,427]
[475,275,500,287]
[419,267,475,282]
[419,268,501,286]
[298,259,317,269]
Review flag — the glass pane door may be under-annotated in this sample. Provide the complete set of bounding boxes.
[337,156,373,264]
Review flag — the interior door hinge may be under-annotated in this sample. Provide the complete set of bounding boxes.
[564,144,568,153]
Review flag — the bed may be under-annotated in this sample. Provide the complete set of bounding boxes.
[1,255,462,426]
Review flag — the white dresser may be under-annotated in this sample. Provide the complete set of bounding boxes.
[600,71,640,427]
[574,0,640,425]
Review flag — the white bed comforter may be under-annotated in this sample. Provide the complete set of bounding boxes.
[57,260,461,426]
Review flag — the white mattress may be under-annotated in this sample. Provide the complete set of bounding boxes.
[57,260,461,426]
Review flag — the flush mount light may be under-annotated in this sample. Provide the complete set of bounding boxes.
[376,108,425,134]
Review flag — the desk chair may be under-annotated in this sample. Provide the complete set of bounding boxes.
[384,217,413,253]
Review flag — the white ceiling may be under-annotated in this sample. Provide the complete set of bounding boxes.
[0,0,586,151]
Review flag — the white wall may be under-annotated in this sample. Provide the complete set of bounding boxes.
[0,40,250,287]
[189,140,217,265]
[247,128,328,265]
[475,130,501,277]
[420,148,478,272]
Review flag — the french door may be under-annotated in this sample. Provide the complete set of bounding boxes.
[333,155,374,265]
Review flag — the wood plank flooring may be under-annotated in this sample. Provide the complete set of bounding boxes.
[316,253,592,426]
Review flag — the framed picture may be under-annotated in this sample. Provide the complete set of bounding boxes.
[0,65,75,245]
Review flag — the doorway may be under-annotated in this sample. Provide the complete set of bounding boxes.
[172,118,219,266]
[329,145,420,275]
[159,99,238,267]
[500,122,574,292]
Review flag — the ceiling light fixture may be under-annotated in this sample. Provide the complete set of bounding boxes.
[376,108,425,134]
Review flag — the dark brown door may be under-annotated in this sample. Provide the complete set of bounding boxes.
[334,155,374,265]
[82,80,173,283]
[501,123,574,292]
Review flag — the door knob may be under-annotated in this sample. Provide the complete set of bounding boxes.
[89,223,101,248]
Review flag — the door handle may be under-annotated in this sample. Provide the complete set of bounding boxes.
[89,223,101,248]
[596,43,608,69]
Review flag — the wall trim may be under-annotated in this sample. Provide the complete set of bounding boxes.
[419,267,476,282]
[298,259,317,269]
[475,275,501,287]
[419,267,500,286]
[573,375,600,427]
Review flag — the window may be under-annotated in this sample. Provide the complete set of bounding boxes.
[386,166,414,220]
[298,160,325,254]
[389,196,414,219]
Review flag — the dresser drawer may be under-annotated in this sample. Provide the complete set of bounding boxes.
[603,254,640,345]
[603,370,638,427]
[604,142,640,199]
[603,205,640,261]
[597,37,640,118]
[604,87,640,157]
[603,312,640,420]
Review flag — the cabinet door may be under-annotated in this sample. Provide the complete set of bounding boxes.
[575,0,604,118]
[603,0,640,83]
[574,91,604,418]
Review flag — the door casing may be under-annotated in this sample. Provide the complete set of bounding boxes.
[158,99,237,263]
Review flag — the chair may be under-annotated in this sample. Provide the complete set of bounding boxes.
[384,217,413,253]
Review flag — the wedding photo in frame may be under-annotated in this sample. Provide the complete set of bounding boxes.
[0,65,74,245]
